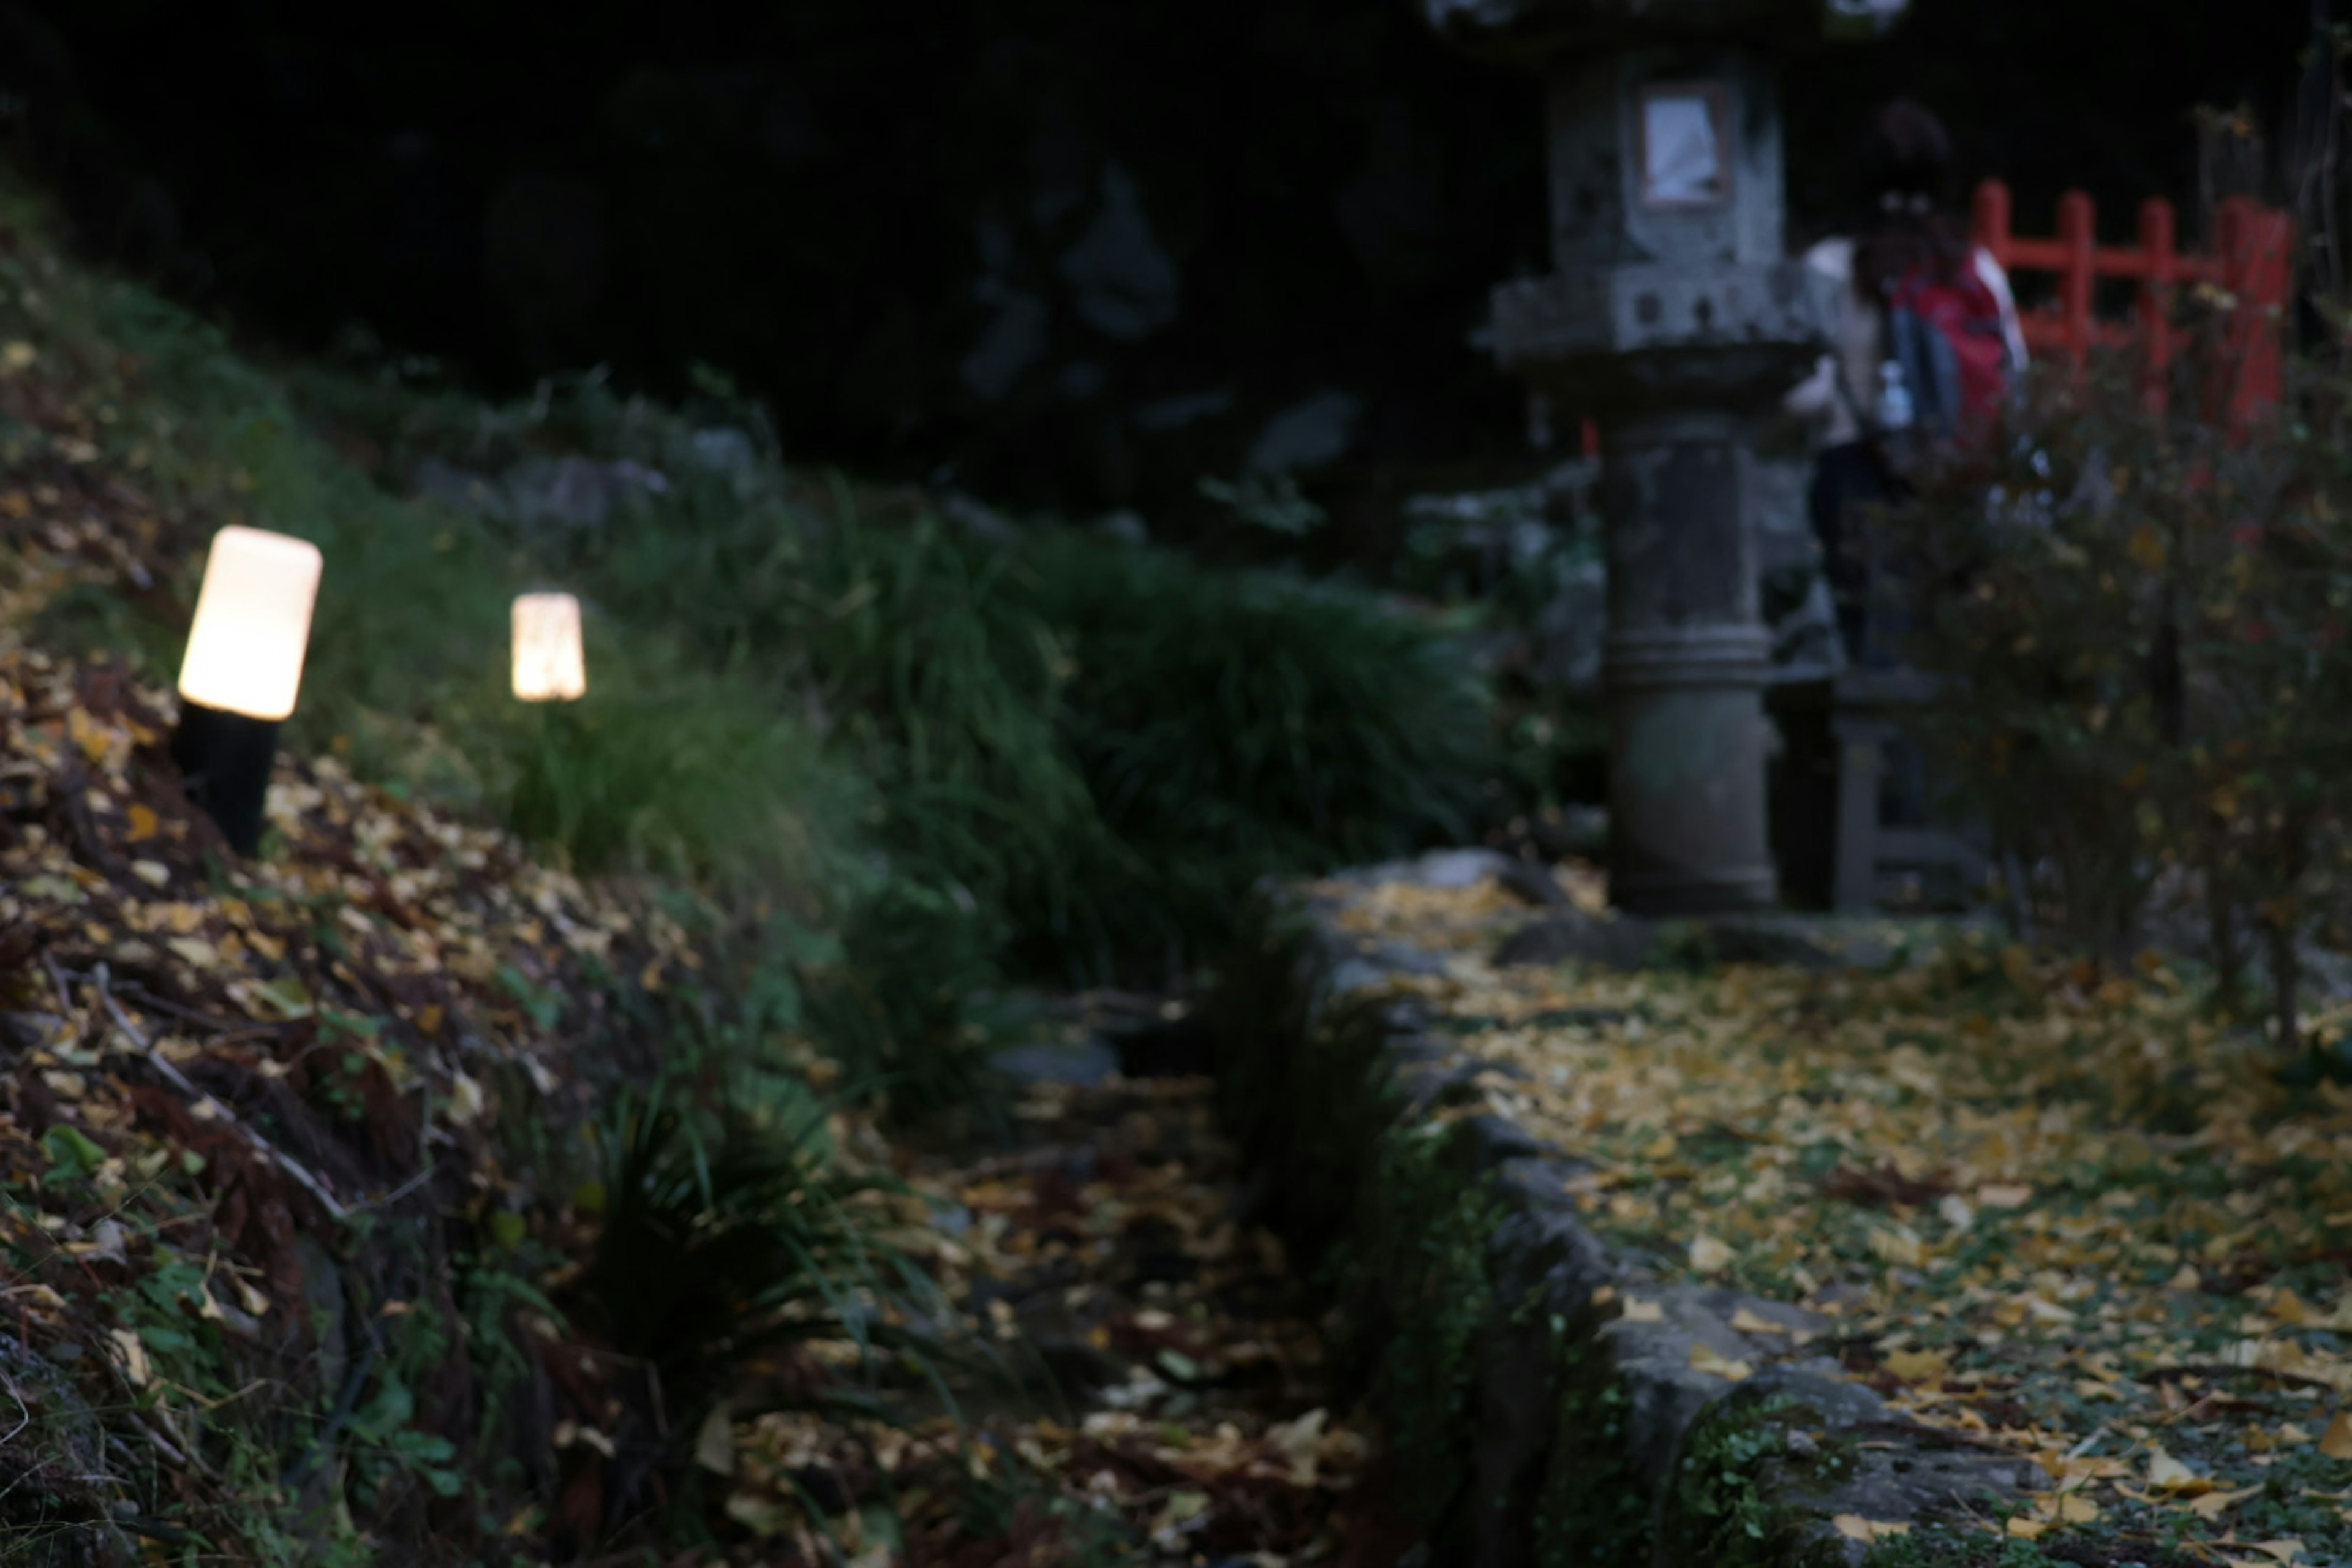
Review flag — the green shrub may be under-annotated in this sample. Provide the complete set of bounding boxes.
[801,876,1013,1118]
[489,646,859,900]
[1016,530,1497,978]
[1893,357,2185,957]
[1897,331,2352,1053]
[304,368,1498,988]
[571,1081,930,1408]
[772,508,1112,969]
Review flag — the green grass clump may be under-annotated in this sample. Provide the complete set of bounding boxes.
[571,1080,933,1409]
[296,368,1497,989]
[1016,530,1495,978]
[489,648,861,899]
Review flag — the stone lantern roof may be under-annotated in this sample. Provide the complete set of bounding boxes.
[1420,0,1828,62]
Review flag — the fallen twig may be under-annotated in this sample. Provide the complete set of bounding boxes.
[1852,1417,2018,1455]
[38,949,77,1029]
[2136,1362,2341,1394]
[86,962,349,1223]
[116,981,278,1038]
[114,1515,205,1550]
[132,1406,203,1478]
[0,1376,28,1449]
[347,1161,436,1216]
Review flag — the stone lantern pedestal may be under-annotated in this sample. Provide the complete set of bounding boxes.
[1428,0,1838,915]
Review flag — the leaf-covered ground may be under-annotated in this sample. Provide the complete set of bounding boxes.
[0,638,703,1559]
[701,1059,1390,1567]
[1321,872,2352,1567]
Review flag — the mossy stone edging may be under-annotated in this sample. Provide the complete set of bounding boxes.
[1211,851,2032,1568]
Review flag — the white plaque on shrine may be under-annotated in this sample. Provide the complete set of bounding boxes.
[1638,85,1730,208]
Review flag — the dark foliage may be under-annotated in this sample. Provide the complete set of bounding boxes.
[0,0,2315,529]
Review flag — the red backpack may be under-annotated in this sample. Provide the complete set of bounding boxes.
[1885,260,2013,446]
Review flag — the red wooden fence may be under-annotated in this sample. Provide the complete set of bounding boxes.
[1566,183,2292,454]
[1970,178,2293,428]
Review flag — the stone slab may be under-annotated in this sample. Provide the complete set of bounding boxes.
[1213,865,2026,1567]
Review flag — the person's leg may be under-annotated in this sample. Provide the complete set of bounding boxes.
[1860,468,1917,669]
[1809,445,1872,663]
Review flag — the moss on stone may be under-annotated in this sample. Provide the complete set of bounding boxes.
[1532,1325,1649,1568]
[1353,1114,1501,1532]
[1857,1522,2051,1567]
[1664,1395,1799,1568]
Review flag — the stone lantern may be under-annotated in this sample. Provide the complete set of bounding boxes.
[1428,0,1845,915]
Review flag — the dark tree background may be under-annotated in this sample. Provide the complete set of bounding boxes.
[0,0,2320,527]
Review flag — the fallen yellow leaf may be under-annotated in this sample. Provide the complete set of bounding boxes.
[1689,1344,1753,1381]
[67,707,113,766]
[108,1327,149,1387]
[1832,1515,1912,1543]
[1728,1307,1792,1337]
[2147,1446,2197,1490]
[1885,1348,1951,1384]
[723,1491,793,1536]
[692,1403,736,1476]
[1268,1407,1329,1484]
[446,1072,487,1127]
[1868,1224,1926,1267]
[1619,1297,1665,1324]
[1689,1235,1734,1275]
[2184,1483,2264,1521]
[2321,1410,2352,1459]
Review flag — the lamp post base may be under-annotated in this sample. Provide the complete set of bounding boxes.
[170,700,281,857]
[1598,411,1779,918]
[1605,626,1779,916]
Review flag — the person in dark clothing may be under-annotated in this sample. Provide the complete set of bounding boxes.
[1782,99,2026,667]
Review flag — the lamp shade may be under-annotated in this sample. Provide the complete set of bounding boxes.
[511,592,586,702]
[176,526,325,723]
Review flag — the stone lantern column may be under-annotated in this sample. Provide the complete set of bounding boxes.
[1427,0,1841,916]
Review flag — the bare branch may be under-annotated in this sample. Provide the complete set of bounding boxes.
[86,962,350,1224]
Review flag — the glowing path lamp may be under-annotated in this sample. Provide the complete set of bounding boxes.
[511,593,586,702]
[170,526,324,856]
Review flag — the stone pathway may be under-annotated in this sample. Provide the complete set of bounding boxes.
[705,995,1405,1566]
